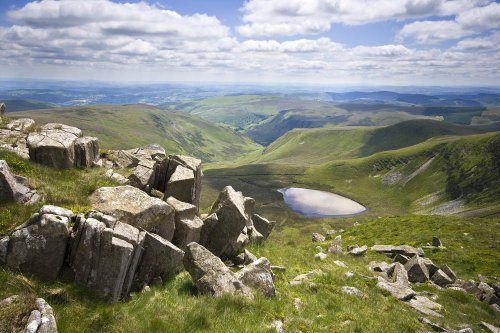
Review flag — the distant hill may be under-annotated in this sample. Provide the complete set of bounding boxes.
[12,104,261,162]
[1,99,58,112]
[247,119,490,165]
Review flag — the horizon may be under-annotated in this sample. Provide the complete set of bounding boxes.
[1,0,499,86]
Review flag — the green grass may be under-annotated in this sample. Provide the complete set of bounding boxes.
[2,99,58,112]
[12,105,261,162]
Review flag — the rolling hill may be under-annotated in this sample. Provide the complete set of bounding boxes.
[1,99,58,112]
[11,104,261,162]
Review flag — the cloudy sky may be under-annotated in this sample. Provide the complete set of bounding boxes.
[0,0,499,85]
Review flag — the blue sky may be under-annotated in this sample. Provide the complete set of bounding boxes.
[0,0,499,85]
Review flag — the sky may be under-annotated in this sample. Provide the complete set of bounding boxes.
[0,0,499,86]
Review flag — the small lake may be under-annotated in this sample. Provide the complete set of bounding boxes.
[278,187,366,217]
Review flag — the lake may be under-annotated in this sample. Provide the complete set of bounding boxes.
[278,187,366,217]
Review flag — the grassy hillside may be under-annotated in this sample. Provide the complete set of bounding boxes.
[12,104,261,162]
[2,99,58,112]
[246,120,487,165]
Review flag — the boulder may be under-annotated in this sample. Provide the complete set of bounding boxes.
[441,265,457,283]
[164,155,202,210]
[369,261,392,273]
[289,269,322,285]
[312,233,325,242]
[167,197,203,250]
[341,286,364,298]
[247,225,264,244]
[133,232,184,289]
[315,252,327,260]
[371,244,424,257]
[393,254,410,265]
[387,262,409,286]
[203,186,251,258]
[128,158,156,192]
[5,207,71,280]
[105,149,139,168]
[165,165,195,204]
[36,298,58,333]
[252,214,275,240]
[236,257,276,298]
[27,123,82,168]
[0,160,40,204]
[89,185,175,241]
[328,235,343,254]
[480,322,500,333]
[6,118,35,132]
[432,236,442,247]
[406,296,442,317]
[183,242,253,298]
[199,213,218,247]
[104,169,129,184]
[74,136,99,167]
[404,256,430,283]
[0,236,8,265]
[431,269,453,287]
[376,263,415,301]
[348,245,368,256]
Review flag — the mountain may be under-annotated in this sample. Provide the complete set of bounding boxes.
[1,99,58,112]
[12,104,261,162]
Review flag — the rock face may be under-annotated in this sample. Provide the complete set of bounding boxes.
[89,185,175,241]
[183,242,253,298]
[167,196,203,250]
[202,186,253,258]
[4,206,71,280]
[26,123,98,169]
[163,155,202,210]
[0,160,40,204]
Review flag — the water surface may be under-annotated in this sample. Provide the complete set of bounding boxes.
[278,187,366,217]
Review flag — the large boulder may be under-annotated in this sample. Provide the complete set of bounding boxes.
[203,186,251,258]
[371,245,424,257]
[74,136,99,167]
[6,118,35,132]
[166,197,203,250]
[376,262,415,301]
[27,123,82,168]
[163,155,202,211]
[431,269,454,287]
[252,214,275,240]
[89,185,175,241]
[128,159,156,193]
[164,165,195,205]
[183,242,253,298]
[5,206,71,280]
[404,256,430,283]
[235,257,276,298]
[0,160,40,204]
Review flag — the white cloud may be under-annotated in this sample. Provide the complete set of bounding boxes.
[237,0,490,37]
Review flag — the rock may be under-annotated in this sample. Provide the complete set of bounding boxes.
[128,158,156,193]
[203,186,251,258]
[0,102,5,115]
[342,286,364,298]
[74,136,99,167]
[0,159,40,204]
[36,298,58,333]
[393,254,410,265]
[167,197,203,250]
[89,185,175,241]
[105,169,129,184]
[432,236,443,247]
[418,317,447,332]
[315,252,327,260]
[326,229,336,236]
[387,262,410,286]
[348,245,367,256]
[271,265,286,272]
[236,257,275,298]
[404,256,430,283]
[431,269,454,287]
[369,261,392,273]
[294,298,303,310]
[345,271,355,278]
[164,155,202,210]
[271,319,284,333]
[231,249,258,266]
[491,303,500,312]
[27,123,82,168]
[133,232,184,290]
[421,257,439,277]
[334,260,348,268]
[312,233,325,242]
[39,205,74,218]
[480,322,500,333]
[0,236,8,265]
[105,149,139,168]
[462,280,483,300]
[406,296,442,317]
[199,213,218,247]
[371,244,424,257]
[26,309,42,333]
[183,242,253,298]
[289,269,322,285]
[6,208,71,280]
[6,118,35,132]
[247,224,264,244]
[377,263,415,301]
[328,235,343,254]
[441,265,457,283]
[252,214,275,240]
[457,329,474,333]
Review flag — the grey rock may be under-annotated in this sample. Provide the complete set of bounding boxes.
[167,196,197,221]
[421,257,439,277]
[164,155,202,210]
[406,295,442,317]
[74,136,99,167]
[236,257,275,298]
[369,261,392,273]
[348,245,368,256]
[404,256,430,283]
[247,225,264,244]
[25,310,41,333]
[27,123,82,168]
[431,269,454,287]
[312,232,325,242]
[36,298,58,333]
[39,205,74,218]
[252,214,275,240]
[342,286,364,298]
[183,242,253,298]
[334,260,348,268]
[271,319,284,333]
[289,269,322,285]
[462,280,483,300]
[0,160,40,204]
[387,262,410,286]
[128,158,156,193]
[377,277,415,301]
[0,236,8,265]
[172,217,203,251]
[6,118,35,132]
[328,235,343,254]
[204,186,251,258]
[314,252,327,260]
[89,185,175,241]
[441,265,457,283]
[432,236,443,247]
[6,210,71,280]
[418,317,447,332]
[165,165,195,205]
[105,149,139,169]
[0,102,5,115]
[371,244,425,257]
[199,213,218,247]
[393,254,410,265]
[480,322,500,333]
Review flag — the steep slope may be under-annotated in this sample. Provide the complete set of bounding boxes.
[12,104,261,162]
[248,120,488,165]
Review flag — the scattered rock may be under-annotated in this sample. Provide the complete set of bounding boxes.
[236,257,275,298]
[480,322,500,333]
[271,319,284,333]
[345,271,355,278]
[328,235,342,254]
[290,269,322,285]
[334,260,348,268]
[406,295,442,317]
[89,185,175,241]
[6,118,35,132]
[314,252,327,260]
[183,242,253,298]
[342,286,364,298]
[404,256,430,283]
[371,244,424,257]
[312,233,325,242]
[0,159,40,204]
[441,265,457,283]
[252,214,275,240]
[431,269,454,287]
[348,245,367,256]
[271,265,286,272]
[419,317,447,332]
[376,263,415,301]
[294,297,303,310]
[369,261,392,273]
[432,236,443,247]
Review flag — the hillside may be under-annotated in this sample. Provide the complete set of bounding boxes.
[11,104,261,162]
[246,120,487,165]
[1,99,58,112]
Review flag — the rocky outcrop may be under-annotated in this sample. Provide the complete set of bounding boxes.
[6,118,35,132]
[26,123,99,169]
[0,295,58,333]
[89,185,175,241]
[4,206,72,280]
[201,186,255,258]
[0,119,32,159]
[0,160,40,204]
[404,256,430,283]
[183,242,253,298]
[166,196,203,250]
[163,155,202,210]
